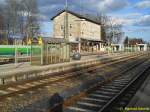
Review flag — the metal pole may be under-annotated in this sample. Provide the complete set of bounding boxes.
[41,44,43,65]
[27,27,29,57]
[26,30,29,57]
[128,40,129,53]
[65,0,70,61]
[112,27,114,53]
[30,40,32,65]
[65,0,68,9]
[79,38,81,53]
[65,0,68,42]
[15,38,17,66]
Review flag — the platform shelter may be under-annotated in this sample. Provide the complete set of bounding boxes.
[31,38,70,65]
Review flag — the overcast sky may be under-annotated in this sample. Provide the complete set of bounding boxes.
[0,0,150,42]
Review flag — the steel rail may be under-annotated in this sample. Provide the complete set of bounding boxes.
[99,61,150,112]
[64,57,150,112]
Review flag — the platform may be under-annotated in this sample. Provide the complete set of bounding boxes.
[0,53,109,76]
[0,52,139,85]
[0,53,121,84]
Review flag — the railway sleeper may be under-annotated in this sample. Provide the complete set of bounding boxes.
[64,59,150,112]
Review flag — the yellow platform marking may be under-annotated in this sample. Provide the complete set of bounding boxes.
[17,85,28,89]
[43,79,49,81]
[0,90,9,94]
[7,87,19,91]
[39,80,47,83]
[49,78,60,81]
[32,82,43,85]
[25,83,36,87]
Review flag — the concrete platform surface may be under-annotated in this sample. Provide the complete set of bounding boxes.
[0,53,113,76]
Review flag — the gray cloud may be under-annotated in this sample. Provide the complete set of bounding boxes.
[37,0,129,21]
[125,27,150,33]
[0,0,5,5]
[97,0,129,13]
[134,0,150,9]
[109,12,150,27]
[1,0,149,28]
[135,15,150,26]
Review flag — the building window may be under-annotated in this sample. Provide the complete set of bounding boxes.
[60,25,63,30]
[70,24,72,28]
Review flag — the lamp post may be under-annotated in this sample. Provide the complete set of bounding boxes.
[20,3,30,57]
[74,19,85,53]
[63,0,70,60]
[14,37,17,66]
[136,43,138,52]
[64,0,68,42]
[127,38,129,53]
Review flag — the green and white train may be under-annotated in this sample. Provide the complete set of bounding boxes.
[0,45,31,56]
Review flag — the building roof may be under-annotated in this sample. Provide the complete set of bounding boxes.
[51,9,101,25]
[80,37,104,43]
[48,38,69,44]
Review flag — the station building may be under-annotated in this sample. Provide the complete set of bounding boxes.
[51,10,105,53]
[111,44,124,52]
[137,44,148,51]
[111,44,149,52]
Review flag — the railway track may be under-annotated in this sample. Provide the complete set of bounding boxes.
[0,53,149,112]
[0,57,30,65]
[0,57,14,65]
[63,58,150,112]
[0,53,145,100]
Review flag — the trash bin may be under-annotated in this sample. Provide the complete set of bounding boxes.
[72,52,81,60]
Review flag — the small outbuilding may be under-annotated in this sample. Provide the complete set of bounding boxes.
[137,44,147,51]
[111,44,124,52]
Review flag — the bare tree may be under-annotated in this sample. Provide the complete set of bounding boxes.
[3,0,39,44]
[97,13,108,42]
[105,17,123,45]
[21,0,39,42]
[97,12,124,46]
[112,24,123,44]
[0,7,8,44]
[5,0,19,35]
